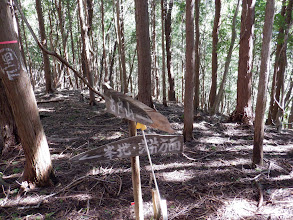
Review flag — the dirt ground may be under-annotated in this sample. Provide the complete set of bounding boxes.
[1,89,293,220]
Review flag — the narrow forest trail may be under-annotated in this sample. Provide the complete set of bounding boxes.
[1,89,293,219]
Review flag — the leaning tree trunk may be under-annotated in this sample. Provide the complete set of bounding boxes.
[231,0,255,124]
[253,0,275,166]
[0,1,55,186]
[35,0,54,93]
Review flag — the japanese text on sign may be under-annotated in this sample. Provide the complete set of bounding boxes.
[0,48,20,80]
[71,135,184,162]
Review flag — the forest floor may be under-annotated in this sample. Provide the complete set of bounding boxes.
[1,89,293,220]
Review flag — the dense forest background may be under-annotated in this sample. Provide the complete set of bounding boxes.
[16,0,292,124]
[1,0,293,219]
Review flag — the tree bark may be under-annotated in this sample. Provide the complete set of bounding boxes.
[194,0,200,112]
[253,0,275,166]
[231,0,255,124]
[135,0,153,107]
[268,0,293,126]
[209,0,221,109]
[78,0,95,105]
[35,0,54,93]
[165,0,175,101]
[0,79,19,156]
[0,2,55,186]
[115,0,127,93]
[151,0,158,99]
[67,0,78,88]
[210,0,240,115]
[100,0,109,86]
[267,0,287,125]
[183,0,195,142]
[161,0,167,106]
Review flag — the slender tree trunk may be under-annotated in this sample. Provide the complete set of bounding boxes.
[183,0,195,142]
[101,0,109,85]
[209,0,221,109]
[19,1,35,89]
[161,0,167,106]
[165,0,175,101]
[109,41,117,88]
[194,0,200,112]
[151,0,158,99]
[268,0,293,126]
[78,0,95,105]
[231,0,255,124]
[35,0,54,93]
[0,1,55,186]
[210,0,240,115]
[67,0,78,88]
[267,0,287,125]
[253,0,275,166]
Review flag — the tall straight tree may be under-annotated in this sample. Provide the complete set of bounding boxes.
[210,0,240,115]
[151,0,159,99]
[209,0,221,110]
[232,0,255,124]
[253,0,275,166]
[165,0,176,101]
[161,0,167,106]
[78,0,95,105]
[194,0,200,112]
[115,0,128,93]
[135,1,152,107]
[0,1,55,186]
[133,1,153,218]
[267,0,293,126]
[184,0,195,142]
[35,0,54,93]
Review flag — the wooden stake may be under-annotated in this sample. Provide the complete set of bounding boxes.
[152,189,161,220]
[129,120,144,220]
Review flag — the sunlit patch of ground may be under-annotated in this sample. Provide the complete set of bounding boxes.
[1,91,293,219]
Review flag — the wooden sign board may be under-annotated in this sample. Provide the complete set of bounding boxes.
[70,135,183,162]
[103,84,175,134]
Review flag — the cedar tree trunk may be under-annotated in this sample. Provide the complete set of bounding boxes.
[183,0,195,142]
[253,0,275,166]
[0,2,55,186]
[231,0,255,124]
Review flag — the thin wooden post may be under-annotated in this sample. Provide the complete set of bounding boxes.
[129,120,144,220]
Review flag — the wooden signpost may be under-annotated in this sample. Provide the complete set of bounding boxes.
[103,84,175,134]
[72,85,183,220]
[71,135,183,162]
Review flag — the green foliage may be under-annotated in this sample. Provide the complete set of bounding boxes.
[16,0,293,117]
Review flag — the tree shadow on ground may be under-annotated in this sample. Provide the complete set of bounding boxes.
[1,90,293,219]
